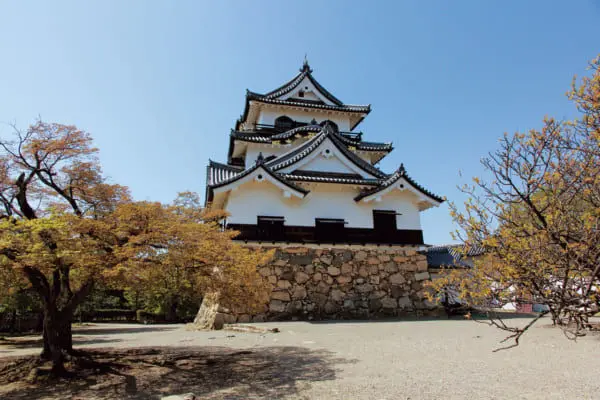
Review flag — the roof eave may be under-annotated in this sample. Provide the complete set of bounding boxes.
[210,163,309,198]
[354,167,445,204]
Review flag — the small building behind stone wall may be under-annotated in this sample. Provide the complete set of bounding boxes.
[222,245,440,323]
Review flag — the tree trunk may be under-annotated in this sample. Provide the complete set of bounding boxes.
[8,310,16,333]
[43,307,66,376]
[192,292,222,330]
[22,266,93,373]
[165,296,179,322]
[58,317,73,353]
[41,325,51,360]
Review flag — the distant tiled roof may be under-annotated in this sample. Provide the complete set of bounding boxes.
[426,244,485,257]
[422,244,485,268]
[354,164,444,203]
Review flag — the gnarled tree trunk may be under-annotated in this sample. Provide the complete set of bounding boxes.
[192,292,222,330]
[43,305,66,375]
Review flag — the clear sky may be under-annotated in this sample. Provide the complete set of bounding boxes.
[1,1,598,244]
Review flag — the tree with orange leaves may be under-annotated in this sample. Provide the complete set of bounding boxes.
[427,55,600,348]
[110,198,271,322]
[0,121,271,375]
[0,121,131,374]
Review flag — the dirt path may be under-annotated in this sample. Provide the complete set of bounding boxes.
[1,318,599,399]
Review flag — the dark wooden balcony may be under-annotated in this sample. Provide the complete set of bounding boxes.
[226,223,424,246]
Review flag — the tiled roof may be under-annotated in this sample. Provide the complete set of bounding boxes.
[334,133,393,151]
[235,62,371,134]
[263,61,344,106]
[246,91,371,113]
[207,160,243,185]
[230,125,392,152]
[422,244,485,268]
[427,244,485,258]
[271,125,322,140]
[265,125,388,179]
[357,141,394,151]
[354,164,445,203]
[206,158,309,203]
[281,170,381,186]
[229,130,272,143]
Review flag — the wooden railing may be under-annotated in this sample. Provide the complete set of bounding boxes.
[227,224,424,245]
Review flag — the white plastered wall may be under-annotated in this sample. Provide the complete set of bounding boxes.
[278,137,378,178]
[244,140,375,168]
[278,76,336,105]
[244,143,306,168]
[225,181,422,230]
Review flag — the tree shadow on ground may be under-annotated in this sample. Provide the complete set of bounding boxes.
[0,346,354,399]
[0,336,123,350]
[72,325,180,336]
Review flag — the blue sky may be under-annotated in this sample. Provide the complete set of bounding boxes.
[1,1,598,244]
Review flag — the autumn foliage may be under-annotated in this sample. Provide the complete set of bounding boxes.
[427,55,600,346]
[0,122,271,375]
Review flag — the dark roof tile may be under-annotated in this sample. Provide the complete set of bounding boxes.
[354,164,444,203]
[266,125,388,179]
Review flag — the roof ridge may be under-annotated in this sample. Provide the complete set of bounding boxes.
[326,128,388,178]
[266,128,328,170]
[262,69,308,99]
[231,128,392,152]
[208,159,244,171]
[279,172,380,186]
[208,161,309,196]
[265,126,388,179]
[271,124,322,140]
[354,163,444,203]
[254,63,345,106]
[245,94,370,112]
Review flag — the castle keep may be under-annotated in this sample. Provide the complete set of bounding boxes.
[205,61,444,320]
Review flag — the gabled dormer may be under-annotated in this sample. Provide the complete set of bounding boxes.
[265,125,388,180]
[236,61,371,133]
[264,60,344,106]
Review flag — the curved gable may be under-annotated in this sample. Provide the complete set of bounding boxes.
[280,136,378,178]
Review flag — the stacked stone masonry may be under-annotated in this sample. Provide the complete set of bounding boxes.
[227,246,439,323]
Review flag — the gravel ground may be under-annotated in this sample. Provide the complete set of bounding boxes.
[1,317,599,399]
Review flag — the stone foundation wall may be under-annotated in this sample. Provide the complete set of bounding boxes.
[226,246,439,323]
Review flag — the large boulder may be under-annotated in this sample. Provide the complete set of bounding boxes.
[415,272,430,281]
[291,286,307,300]
[295,271,310,283]
[389,273,406,285]
[330,289,345,302]
[271,290,291,301]
[381,297,398,309]
[269,300,286,313]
